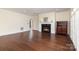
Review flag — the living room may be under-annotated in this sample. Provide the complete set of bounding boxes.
[0,8,78,51]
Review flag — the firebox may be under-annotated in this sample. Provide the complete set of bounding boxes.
[41,24,51,33]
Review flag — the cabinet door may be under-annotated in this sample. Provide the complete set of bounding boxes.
[56,22,62,34]
[56,21,67,35]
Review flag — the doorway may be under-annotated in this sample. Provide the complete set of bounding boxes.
[29,19,32,30]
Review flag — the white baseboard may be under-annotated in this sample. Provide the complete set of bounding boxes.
[0,30,29,36]
[51,31,55,34]
[69,35,77,50]
[0,29,55,37]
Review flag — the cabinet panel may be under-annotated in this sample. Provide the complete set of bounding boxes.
[56,21,67,35]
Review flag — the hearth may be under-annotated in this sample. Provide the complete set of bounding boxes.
[41,24,51,33]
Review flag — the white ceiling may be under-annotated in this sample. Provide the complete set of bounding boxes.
[2,8,70,16]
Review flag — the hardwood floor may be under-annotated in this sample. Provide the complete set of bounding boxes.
[0,30,75,51]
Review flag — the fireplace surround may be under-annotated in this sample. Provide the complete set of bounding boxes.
[41,24,51,33]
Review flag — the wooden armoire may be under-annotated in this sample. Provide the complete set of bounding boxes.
[56,21,68,35]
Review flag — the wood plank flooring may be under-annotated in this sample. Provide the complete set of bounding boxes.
[0,30,75,51]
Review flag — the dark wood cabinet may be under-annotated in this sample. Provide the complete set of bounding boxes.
[56,21,67,35]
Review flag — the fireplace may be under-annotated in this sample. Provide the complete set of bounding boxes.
[41,24,51,33]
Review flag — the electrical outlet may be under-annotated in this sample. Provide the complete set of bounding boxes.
[20,27,24,30]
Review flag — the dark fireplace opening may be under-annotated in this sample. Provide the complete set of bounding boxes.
[41,24,51,33]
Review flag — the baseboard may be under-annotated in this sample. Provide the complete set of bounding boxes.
[67,34,77,51]
[0,29,55,37]
[0,30,29,37]
[51,31,55,34]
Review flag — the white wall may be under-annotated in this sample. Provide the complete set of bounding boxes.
[0,9,32,36]
[32,15,39,30]
[56,11,70,21]
[70,8,79,50]
[38,12,56,33]
[70,13,77,49]
[74,9,79,50]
